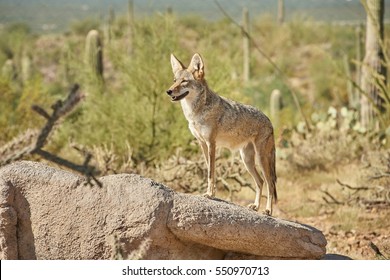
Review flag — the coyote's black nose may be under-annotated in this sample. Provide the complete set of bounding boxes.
[166,90,172,95]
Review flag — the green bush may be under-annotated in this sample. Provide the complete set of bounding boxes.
[0,76,53,143]
[70,18,101,36]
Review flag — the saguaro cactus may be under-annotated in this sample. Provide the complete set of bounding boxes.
[107,5,115,43]
[360,0,386,129]
[21,51,33,83]
[1,59,17,81]
[270,89,283,128]
[127,0,134,54]
[343,55,357,109]
[85,29,104,81]
[278,0,285,24]
[242,7,250,83]
[355,24,363,105]
[60,43,71,85]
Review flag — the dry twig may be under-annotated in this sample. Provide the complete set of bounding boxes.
[322,190,344,205]
[336,179,370,192]
[369,241,388,260]
[325,177,390,209]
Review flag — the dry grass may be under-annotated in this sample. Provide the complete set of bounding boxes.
[273,151,390,260]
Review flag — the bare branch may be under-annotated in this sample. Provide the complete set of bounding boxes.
[336,179,370,191]
[0,129,39,165]
[369,173,390,180]
[369,241,389,260]
[321,190,344,205]
[31,105,50,120]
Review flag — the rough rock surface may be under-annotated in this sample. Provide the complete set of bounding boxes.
[0,161,327,260]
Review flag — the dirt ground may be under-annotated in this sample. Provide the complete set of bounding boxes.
[268,158,390,260]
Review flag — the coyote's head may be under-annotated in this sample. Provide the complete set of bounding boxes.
[166,53,205,102]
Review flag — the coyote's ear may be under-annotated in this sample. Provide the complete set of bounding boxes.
[189,53,205,80]
[170,53,185,74]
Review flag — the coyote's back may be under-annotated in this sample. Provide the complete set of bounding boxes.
[167,53,277,215]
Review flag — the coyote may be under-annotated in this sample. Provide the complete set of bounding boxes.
[167,53,277,215]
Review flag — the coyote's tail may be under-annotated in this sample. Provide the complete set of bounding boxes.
[270,143,277,203]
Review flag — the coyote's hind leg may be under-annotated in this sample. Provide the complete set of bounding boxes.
[240,143,264,212]
[254,134,277,216]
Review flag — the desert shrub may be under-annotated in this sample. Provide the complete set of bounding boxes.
[70,18,101,36]
[16,77,54,128]
[0,23,31,58]
[280,106,380,171]
[0,76,54,144]
[0,23,34,74]
[0,79,19,142]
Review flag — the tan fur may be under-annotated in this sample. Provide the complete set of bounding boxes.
[167,53,277,215]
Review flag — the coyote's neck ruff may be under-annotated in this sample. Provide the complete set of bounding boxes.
[167,53,277,216]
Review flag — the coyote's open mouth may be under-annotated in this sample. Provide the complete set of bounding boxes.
[171,91,189,101]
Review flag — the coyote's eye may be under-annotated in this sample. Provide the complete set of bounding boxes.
[181,79,188,86]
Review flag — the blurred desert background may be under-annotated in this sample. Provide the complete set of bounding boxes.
[0,0,389,259]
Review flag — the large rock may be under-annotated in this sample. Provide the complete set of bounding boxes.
[0,161,326,259]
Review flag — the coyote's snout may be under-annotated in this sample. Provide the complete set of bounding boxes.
[167,53,277,216]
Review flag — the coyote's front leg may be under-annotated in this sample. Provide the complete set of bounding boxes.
[203,141,216,198]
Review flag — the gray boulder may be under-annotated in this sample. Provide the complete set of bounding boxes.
[0,161,326,259]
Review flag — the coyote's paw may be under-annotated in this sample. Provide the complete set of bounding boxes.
[247,204,258,211]
[262,209,271,216]
[203,192,214,199]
